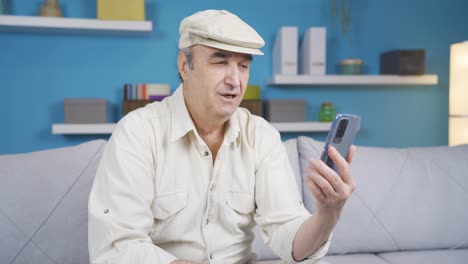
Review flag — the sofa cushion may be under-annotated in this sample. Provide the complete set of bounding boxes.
[11,242,55,264]
[0,211,29,264]
[31,141,105,264]
[0,140,106,264]
[378,249,468,264]
[323,253,389,264]
[298,136,468,254]
[254,254,388,264]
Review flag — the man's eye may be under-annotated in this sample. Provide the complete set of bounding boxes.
[215,61,228,65]
[240,64,249,69]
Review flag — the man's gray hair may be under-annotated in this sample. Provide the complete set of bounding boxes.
[178,47,193,82]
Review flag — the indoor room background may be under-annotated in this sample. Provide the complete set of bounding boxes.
[1,0,468,154]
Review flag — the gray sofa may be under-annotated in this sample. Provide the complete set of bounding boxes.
[1,137,467,264]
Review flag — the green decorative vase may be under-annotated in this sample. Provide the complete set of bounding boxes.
[319,102,336,122]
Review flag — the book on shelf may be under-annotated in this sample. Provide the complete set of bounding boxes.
[124,83,171,100]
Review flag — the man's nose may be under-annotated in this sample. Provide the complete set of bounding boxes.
[224,65,241,88]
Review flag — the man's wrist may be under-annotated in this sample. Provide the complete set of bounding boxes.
[315,206,341,224]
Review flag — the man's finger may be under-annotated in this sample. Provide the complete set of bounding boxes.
[310,172,337,199]
[346,145,356,163]
[305,176,326,201]
[328,146,353,185]
[310,159,343,194]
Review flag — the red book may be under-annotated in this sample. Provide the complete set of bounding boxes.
[142,83,147,100]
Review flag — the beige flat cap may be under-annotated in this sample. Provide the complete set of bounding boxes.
[179,9,265,55]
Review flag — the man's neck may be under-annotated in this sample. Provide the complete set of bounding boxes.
[184,102,228,162]
[192,116,226,136]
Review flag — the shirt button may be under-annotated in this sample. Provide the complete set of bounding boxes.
[204,151,209,156]
[209,253,213,259]
[210,185,214,191]
[205,218,209,225]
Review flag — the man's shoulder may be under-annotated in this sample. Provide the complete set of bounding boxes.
[116,100,171,135]
[235,107,279,138]
[236,107,267,127]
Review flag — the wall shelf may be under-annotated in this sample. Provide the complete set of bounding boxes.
[52,123,115,135]
[270,122,331,132]
[0,15,152,35]
[268,74,439,86]
[52,122,331,135]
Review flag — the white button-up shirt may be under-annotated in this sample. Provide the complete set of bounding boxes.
[88,85,330,264]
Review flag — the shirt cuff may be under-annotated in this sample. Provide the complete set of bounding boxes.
[113,242,178,264]
[269,215,332,264]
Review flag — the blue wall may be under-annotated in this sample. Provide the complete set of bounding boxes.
[1,0,468,154]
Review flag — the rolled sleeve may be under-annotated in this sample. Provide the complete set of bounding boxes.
[253,121,330,263]
[267,215,331,263]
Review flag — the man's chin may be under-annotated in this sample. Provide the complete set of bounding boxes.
[216,107,237,121]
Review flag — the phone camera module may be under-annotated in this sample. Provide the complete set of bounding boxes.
[333,119,348,143]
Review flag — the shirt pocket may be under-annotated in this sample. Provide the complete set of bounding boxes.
[150,191,187,241]
[225,191,256,232]
[151,191,187,219]
[226,192,255,214]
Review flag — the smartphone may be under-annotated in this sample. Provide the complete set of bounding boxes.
[320,114,361,172]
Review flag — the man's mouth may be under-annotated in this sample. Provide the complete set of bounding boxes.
[219,93,238,100]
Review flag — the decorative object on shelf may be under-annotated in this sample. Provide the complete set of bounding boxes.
[264,99,306,122]
[98,0,145,21]
[331,0,352,44]
[273,26,298,75]
[39,0,63,17]
[449,41,468,146]
[243,84,261,100]
[240,85,262,116]
[64,99,108,124]
[318,102,336,122]
[300,27,326,75]
[339,59,362,75]
[122,100,154,117]
[380,49,425,75]
[122,83,170,116]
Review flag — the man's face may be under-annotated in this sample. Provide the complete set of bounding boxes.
[181,45,252,122]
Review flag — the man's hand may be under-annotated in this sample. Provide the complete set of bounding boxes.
[304,145,357,217]
[292,145,356,261]
[170,260,199,264]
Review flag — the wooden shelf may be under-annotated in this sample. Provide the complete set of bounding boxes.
[52,123,115,135]
[52,122,331,135]
[268,74,439,86]
[0,15,152,35]
[270,122,331,132]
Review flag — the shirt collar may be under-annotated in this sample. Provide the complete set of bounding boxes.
[169,84,196,142]
[224,112,240,145]
[169,83,240,145]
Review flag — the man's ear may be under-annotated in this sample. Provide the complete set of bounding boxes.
[178,51,189,82]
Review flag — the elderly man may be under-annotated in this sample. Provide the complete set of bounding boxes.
[88,9,356,264]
